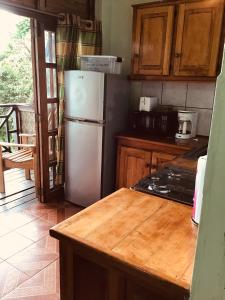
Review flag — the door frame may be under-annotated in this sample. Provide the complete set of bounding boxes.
[33,18,64,203]
[0,3,62,202]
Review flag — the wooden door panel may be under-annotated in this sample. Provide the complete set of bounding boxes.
[34,21,62,202]
[174,0,224,76]
[39,0,92,18]
[132,5,174,75]
[181,10,212,67]
[151,152,176,174]
[74,256,108,300]
[126,281,170,300]
[117,147,151,189]
[141,16,165,67]
[126,155,148,188]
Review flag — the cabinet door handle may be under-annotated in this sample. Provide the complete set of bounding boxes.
[175,53,181,58]
[145,163,151,168]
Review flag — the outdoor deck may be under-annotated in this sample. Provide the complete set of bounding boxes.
[0,168,36,212]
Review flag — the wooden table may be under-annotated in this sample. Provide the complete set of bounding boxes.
[50,188,198,300]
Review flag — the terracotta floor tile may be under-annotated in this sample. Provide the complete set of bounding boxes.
[0,261,29,298]
[24,202,51,218]
[39,206,82,225]
[23,200,82,226]
[7,236,59,277]
[0,232,33,260]
[3,260,60,300]
[16,218,53,242]
[36,235,59,253]
[24,202,64,218]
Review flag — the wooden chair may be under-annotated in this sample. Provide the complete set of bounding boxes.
[0,134,37,193]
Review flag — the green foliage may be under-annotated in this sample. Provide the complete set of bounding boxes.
[14,18,30,39]
[0,18,33,104]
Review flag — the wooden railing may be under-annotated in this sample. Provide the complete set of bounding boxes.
[0,103,34,152]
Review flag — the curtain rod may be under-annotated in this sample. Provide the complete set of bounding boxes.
[0,2,63,19]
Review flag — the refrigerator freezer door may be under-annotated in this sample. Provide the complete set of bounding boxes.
[65,119,103,207]
[65,71,105,121]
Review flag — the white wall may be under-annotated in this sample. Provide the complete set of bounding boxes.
[190,50,225,300]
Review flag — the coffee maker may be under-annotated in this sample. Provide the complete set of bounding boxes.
[176,111,198,140]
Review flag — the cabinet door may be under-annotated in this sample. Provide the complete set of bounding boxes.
[151,152,176,174]
[126,281,171,300]
[132,5,175,75]
[117,147,151,189]
[173,0,224,77]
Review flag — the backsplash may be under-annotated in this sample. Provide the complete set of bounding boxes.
[130,81,216,136]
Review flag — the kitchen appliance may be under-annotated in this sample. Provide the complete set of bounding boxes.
[192,155,207,225]
[133,165,196,206]
[130,109,178,137]
[176,111,198,140]
[64,71,129,207]
[139,97,158,112]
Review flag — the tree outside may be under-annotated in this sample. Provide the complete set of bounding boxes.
[0,12,33,142]
[0,17,33,104]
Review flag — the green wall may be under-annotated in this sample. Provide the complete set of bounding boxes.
[96,0,155,74]
[190,51,225,299]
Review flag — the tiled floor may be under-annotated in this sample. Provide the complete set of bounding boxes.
[0,198,82,299]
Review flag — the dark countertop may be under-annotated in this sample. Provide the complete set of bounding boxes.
[116,131,208,152]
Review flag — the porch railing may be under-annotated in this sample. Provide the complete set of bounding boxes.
[0,103,35,152]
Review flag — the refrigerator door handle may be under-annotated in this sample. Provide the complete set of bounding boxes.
[65,116,105,126]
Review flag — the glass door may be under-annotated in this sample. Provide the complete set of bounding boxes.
[33,19,60,202]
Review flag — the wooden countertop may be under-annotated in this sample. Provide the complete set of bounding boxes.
[50,188,198,293]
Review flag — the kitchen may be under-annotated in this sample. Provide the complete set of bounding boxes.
[0,0,224,299]
[51,1,225,300]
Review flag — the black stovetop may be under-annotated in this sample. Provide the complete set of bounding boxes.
[133,166,196,206]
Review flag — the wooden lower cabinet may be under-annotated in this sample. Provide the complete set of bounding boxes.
[116,144,178,189]
[151,151,176,174]
[117,146,152,188]
[126,282,171,300]
[59,246,186,300]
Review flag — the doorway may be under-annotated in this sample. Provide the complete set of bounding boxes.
[0,7,59,208]
[0,10,37,210]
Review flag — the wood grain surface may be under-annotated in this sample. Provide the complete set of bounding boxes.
[50,188,198,291]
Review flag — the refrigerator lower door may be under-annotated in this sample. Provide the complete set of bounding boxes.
[65,119,103,207]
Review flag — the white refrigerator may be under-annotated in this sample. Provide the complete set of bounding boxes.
[64,71,130,207]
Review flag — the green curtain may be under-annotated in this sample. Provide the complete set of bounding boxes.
[56,14,102,185]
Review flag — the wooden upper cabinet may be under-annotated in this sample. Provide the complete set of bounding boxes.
[132,5,175,76]
[131,0,225,79]
[174,0,224,77]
